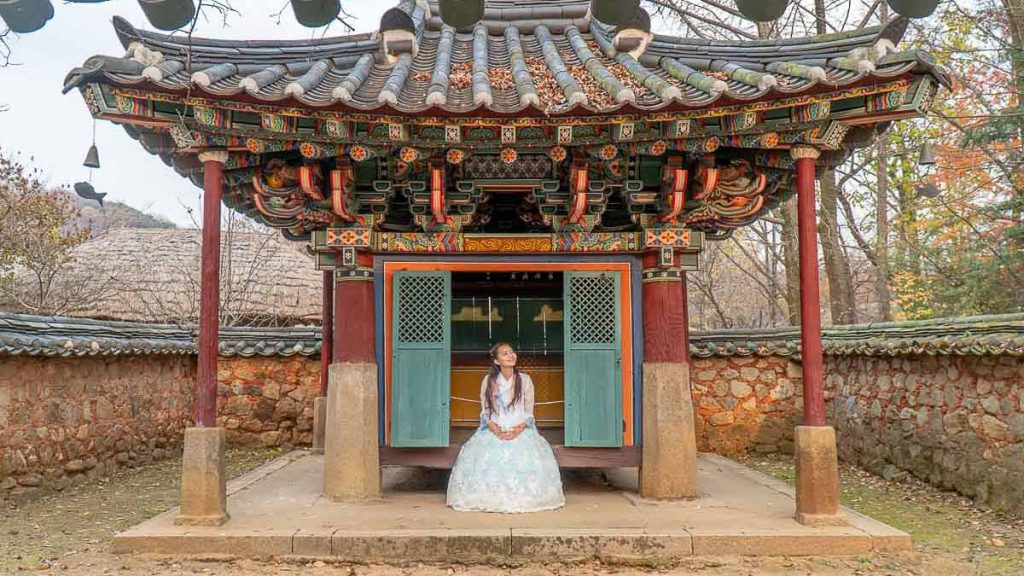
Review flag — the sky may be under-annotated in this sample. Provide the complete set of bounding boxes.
[0,1,389,227]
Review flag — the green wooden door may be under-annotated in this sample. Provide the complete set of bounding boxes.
[563,271,622,447]
[391,271,451,447]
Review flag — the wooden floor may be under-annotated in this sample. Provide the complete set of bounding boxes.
[379,445,640,468]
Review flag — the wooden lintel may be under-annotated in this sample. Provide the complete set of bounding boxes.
[380,445,641,469]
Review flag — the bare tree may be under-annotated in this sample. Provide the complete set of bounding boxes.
[0,150,115,315]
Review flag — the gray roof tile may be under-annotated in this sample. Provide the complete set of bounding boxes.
[64,10,949,113]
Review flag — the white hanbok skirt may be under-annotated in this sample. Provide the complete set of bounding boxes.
[447,426,565,513]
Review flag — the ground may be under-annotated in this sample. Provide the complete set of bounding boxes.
[0,450,1021,575]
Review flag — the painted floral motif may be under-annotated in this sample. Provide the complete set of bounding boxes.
[400,147,419,163]
[549,146,567,163]
[599,144,618,161]
[299,142,318,158]
[649,140,668,156]
[446,149,465,165]
[350,145,369,162]
[500,147,519,165]
[246,139,265,153]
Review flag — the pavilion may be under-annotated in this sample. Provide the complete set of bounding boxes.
[63,0,948,529]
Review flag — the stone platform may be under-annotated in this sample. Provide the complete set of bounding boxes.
[113,452,910,563]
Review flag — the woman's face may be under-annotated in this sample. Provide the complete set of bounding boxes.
[494,345,517,368]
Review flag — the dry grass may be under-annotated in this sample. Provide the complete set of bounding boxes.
[0,447,284,573]
[738,453,1024,575]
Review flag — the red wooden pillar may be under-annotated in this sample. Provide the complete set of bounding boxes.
[333,271,375,363]
[323,264,379,500]
[320,270,334,396]
[641,251,688,363]
[195,150,228,428]
[792,146,826,427]
[640,250,697,499]
[680,271,691,364]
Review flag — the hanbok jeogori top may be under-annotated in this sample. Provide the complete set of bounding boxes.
[480,371,536,431]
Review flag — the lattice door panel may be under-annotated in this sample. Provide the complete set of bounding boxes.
[568,275,617,345]
[396,275,447,344]
[563,271,623,447]
[391,271,451,447]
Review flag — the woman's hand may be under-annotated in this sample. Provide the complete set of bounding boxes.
[488,421,525,441]
[503,423,526,441]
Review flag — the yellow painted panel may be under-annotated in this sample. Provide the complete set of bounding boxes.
[450,366,564,428]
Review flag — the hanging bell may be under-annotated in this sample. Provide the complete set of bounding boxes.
[291,0,340,28]
[918,142,936,166]
[590,0,639,26]
[83,144,100,169]
[137,0,196,31]
[887,0,941,19]
[733,0,789,22]
[0,0,54,34]
[438,0,484,29]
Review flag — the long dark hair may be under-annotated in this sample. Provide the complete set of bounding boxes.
[486,342,522,416]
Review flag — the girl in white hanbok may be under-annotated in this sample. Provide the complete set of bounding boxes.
[447,342,565,513]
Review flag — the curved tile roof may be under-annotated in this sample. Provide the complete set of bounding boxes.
[691,314,1024,358]
[3,311,1020,359]
[64,5,947,116]
[0,312,322,358]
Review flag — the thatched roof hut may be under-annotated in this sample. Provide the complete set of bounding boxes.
[5,228,323,326]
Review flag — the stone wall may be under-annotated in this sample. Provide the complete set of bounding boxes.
[0,313,322,498]
[0,355,194,497]
[2,312,1022,514]
[690,315,1024,515]
[690,355,800,454]
[0,353,321,497]
[827,354,1024,514]
[217,356,321,447]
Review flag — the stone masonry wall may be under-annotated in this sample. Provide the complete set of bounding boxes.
[0,354,321,498]
[217,356,321,447]
[0,355,194,498]
[826,354,1024,515]
[2,313,1022,513]
[690,355,801,454]
[690,350,1024,515]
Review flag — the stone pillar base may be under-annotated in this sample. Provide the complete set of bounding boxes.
[794,425,846,526]
[174,427,229,526]
[640,362,698,499]
[323,362,381,501]
[312,396,327,455]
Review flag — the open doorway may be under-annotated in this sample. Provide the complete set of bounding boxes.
[383,260,634,454]
[450,271,565,445]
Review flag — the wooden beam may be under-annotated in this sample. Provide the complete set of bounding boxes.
[380,445,641,469]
